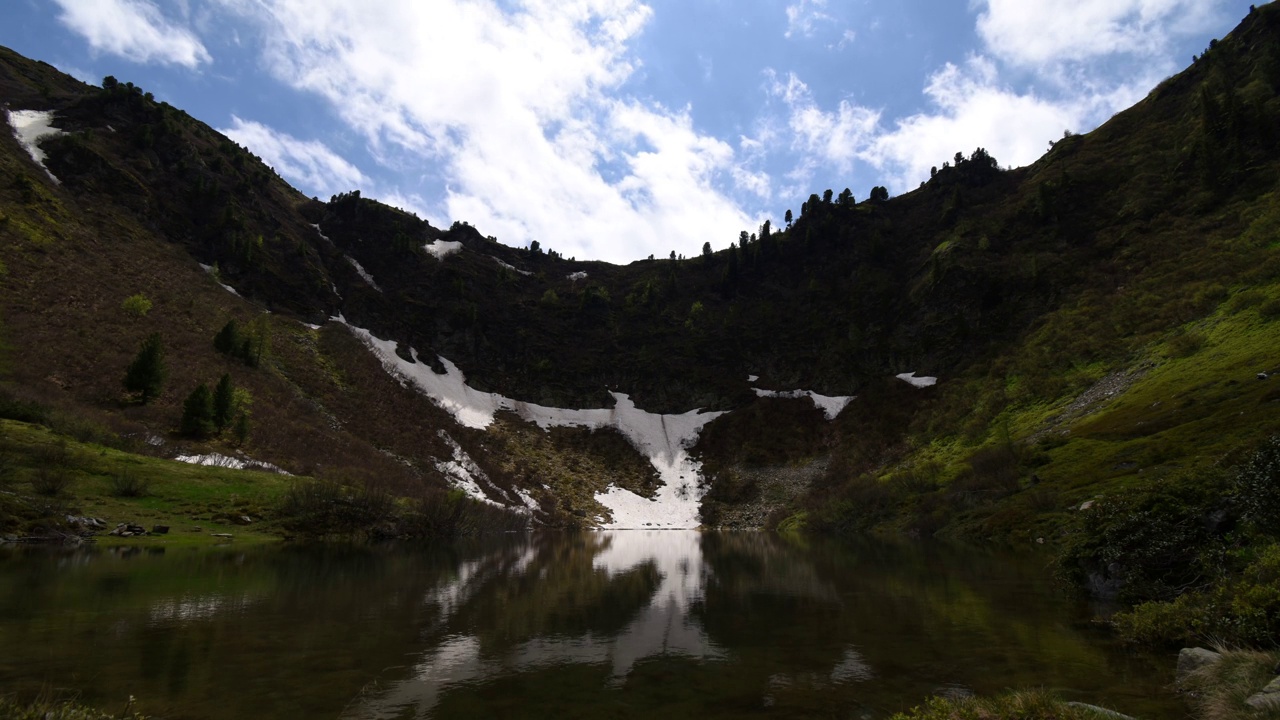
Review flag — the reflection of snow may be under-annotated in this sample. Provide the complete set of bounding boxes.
[346,531,723,720]
[335,317,723,528]
[6,109,64,182]
[425,240,462,259]
[896,372,937,388]
[830,647,874,683]
[751,387,853,420]
[148,593,255,624]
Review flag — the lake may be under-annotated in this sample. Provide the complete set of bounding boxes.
[0,532,1182,719]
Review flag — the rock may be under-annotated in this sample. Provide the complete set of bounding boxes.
[1259,372,1270,380]
[1201,507,1236,535]
[1245,676,1280,710]
[1079,500,1096,511]
[235,515,253,525]
[210,533,233,539]
[1065,702,1135,719]
[1085,562,1127,599]
[1177,647,1223,682]
[151,525,169,535]
[2,534,17,543]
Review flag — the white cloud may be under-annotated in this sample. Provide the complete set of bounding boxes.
[974,0,1224,68]
[766,70,880,182]
[219,116,369,199]
[52,0,210,68]
[785,0,833,39]
[218,0,761,262]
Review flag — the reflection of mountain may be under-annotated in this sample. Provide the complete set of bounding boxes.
[348,531,724,719]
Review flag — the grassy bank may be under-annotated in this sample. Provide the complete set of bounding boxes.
[0,417,289,544]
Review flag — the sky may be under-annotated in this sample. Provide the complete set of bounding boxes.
[1,0,1260,263]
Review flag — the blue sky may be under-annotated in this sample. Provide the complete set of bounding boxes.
[1,0,1259,263]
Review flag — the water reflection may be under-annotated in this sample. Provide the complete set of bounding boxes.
[0,534,1183,719]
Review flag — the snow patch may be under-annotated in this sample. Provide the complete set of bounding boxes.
[310,223,331,243]
[434,429,511,507]
[747,374,759,382]
[896,372,937,388]
[567,271,588,281]
[336,317,725,528]
[6,109,64,183]
[346,255,382,291]
[197,264,240,297]
[174,453,290,474]
[425,240,462,259]
[751,388,853,420]
[491,256,532,276]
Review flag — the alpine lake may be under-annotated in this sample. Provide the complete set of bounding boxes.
[0,532,1184,719]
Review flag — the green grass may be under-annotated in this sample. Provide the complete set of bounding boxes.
[0,418,290,544]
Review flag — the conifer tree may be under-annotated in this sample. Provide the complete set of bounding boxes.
[123,333,166,403]
[180,384,215,438]
[213,374,235,431]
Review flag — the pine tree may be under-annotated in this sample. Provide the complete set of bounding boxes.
[123,333,166,404]
[213,319,240,355]
[180,384,215,438]
[212,374,235,432]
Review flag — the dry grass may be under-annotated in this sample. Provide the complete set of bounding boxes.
[1179,648,1280,720]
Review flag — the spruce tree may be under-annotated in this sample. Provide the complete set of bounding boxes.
[123,333,166,403]
[180,384,215,438]
[213,319,240,355]
[212,374,235,431]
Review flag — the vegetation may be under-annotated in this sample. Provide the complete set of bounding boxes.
[121,333,165,404]
[1177,649,1280,720]
[0,696,147,720]
[888,690,1133,720]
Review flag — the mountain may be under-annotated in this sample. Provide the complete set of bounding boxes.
[0,5,1279,539]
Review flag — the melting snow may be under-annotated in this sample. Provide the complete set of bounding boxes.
[197,264,241,297]
[6,109,64,183]
[751,388,853,420]
[492,256,532,276]
[567,271,588,281]
[425,240,462,260]
[174,452,290,474]
[896,372,938,388]
[747,374,759,382]
[337,317,725,528]
[346,255,382,291]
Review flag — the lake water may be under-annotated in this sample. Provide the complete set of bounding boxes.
[0,532,1182,719]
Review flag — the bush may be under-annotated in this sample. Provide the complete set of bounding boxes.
[109,468,149,498]
[1259,298,1280,321]
[120,293,152,317]
[31,467,73,496]
[1232,435,1280,535]
[277,479,395,537]
[1059,469,1230,602]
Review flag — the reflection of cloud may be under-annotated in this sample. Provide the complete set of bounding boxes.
[346,531,722,718]
[148,593,255,624]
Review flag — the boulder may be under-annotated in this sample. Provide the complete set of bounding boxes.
[1065,702,1135,719]
[1245,676,1280,710]
[151,525,169,535]
[1176,647,1223,682]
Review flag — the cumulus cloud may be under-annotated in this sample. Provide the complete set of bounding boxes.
[767,70,880,179]
[975,0,1223,67]
[52,0,210,68]
[220,116,369,199]
[217,0,760,262]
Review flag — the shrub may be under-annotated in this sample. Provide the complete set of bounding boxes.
[1232,435,1280,535]
[277,479,395,537]
[109,468,149,498]
[120,293,152,317]
[1059,469,1230,602]
[1167,330,1206,358]
[31,466,73,496]
[888,689,1117,720]
[1260,298,1280,321]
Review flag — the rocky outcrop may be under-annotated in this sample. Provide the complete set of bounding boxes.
[1176,647,1223,682]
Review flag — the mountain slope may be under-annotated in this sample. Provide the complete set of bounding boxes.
[0,5,1278,536]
